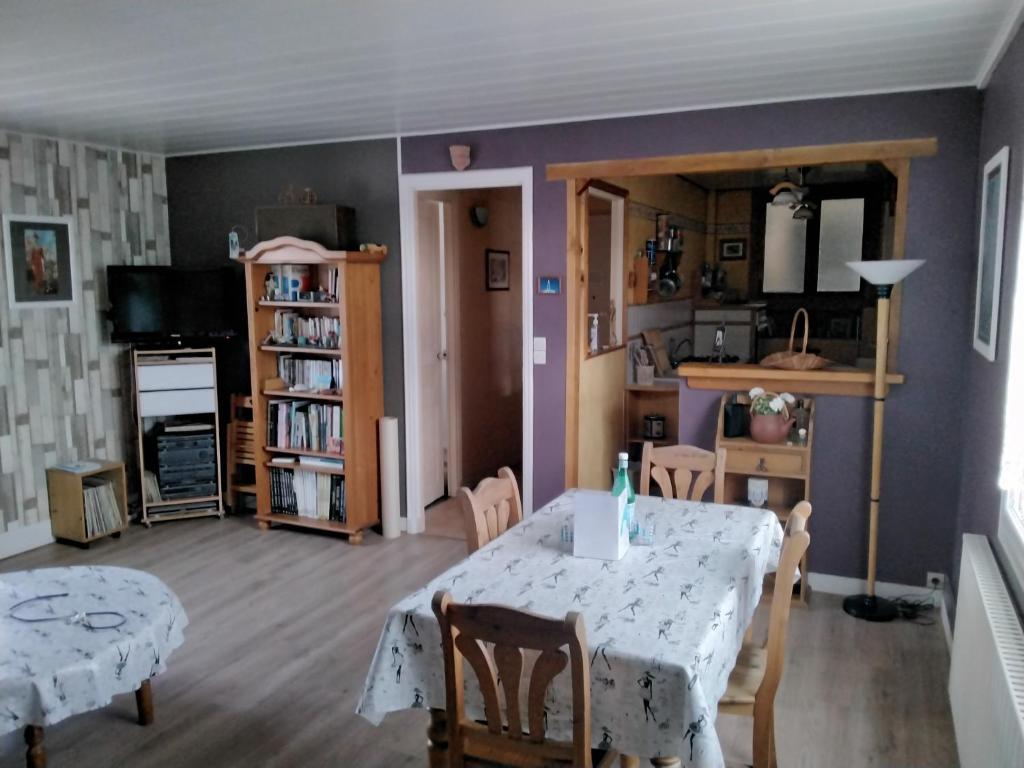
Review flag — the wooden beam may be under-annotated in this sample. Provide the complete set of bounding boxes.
[676,362,904,398]
[886,157,911,370]
[564,182,585,487]
[546,138,938,181]
[576,179,630,198]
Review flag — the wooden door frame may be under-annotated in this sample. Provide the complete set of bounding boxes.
[554,138,937,484]
[399,167,534,534]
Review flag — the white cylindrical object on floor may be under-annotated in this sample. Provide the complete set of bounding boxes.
[380,416,401,539]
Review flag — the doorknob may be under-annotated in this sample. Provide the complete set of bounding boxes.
[436,351,448,361]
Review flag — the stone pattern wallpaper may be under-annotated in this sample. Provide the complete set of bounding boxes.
[0,130,169,533]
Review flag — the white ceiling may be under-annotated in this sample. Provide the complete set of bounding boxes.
[0,0,1020,156]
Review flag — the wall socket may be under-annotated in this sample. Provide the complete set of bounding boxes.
[926,572,946,590]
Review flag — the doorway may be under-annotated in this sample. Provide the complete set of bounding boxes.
[400,168,534,535]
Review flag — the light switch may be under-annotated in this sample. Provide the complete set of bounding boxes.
[533,337,546,365]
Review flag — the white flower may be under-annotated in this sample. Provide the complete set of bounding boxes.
[781,392,796,404]
[749,387,765,398]
[770,396,785,412]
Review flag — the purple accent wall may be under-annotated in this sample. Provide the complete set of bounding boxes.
[954,27,1024,584]
[402,88,982,584]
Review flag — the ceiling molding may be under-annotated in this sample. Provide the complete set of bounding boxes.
[977,0,1024,87]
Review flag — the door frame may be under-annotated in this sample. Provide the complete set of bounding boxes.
[400,167,534,534]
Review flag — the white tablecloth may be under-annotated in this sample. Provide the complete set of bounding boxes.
[358,492,784,766]
[0,566,188,734]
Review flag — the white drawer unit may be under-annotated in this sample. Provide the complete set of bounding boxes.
[138,387,216,417]
[137,362,215,391]
[132,348,224,527]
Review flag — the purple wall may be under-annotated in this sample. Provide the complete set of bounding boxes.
[954,28,1024,582]
[402,88,982,584]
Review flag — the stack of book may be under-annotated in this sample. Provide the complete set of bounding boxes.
[82,478,122,537]
[269,465,345,522]
[277,355,342,391]
[271,311,340,349]
[267,399,343,455]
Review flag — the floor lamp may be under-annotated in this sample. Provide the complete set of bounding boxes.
[842,259,925,622]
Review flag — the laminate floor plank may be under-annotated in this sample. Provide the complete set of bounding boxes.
[0,516,957,767]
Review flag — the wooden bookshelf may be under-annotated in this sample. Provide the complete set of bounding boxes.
[241,236,385,543]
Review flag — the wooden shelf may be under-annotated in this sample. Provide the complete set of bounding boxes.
[678,362,904,397]
[256,513,357,534]
[245,236,384,541]
[262,389,343,403]
[628,435,671,446]
[147,495,221,508]
[626,384,678,393]
[264,445,344,460]
[258,300,339,309]
[258,345,341,357]
[264,461,344,476]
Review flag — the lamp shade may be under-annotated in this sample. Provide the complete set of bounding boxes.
[771,188,799,206]
[846,259,924,286]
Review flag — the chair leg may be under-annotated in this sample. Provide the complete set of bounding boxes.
[24,726,45,768]
[427,708,448,768]
[650,758,681,767]
[752,701,773,768]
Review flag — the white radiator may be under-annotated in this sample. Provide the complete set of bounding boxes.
[950,534,1024,767]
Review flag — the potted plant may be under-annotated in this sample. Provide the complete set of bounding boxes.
[748,388,796,444]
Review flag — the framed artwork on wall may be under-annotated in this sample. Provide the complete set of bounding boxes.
[973,146,1010,361]
[3,214,77,309]
[719,238,747,261]
[486,249,510,291]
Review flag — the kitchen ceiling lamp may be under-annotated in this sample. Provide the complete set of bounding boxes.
[769,168,807,207]
[792,203,814,220]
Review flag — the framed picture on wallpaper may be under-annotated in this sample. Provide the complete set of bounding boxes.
[486,249,510,291]
[719,238,747,261]
[973,146,1010,361]
[2,214,77,309]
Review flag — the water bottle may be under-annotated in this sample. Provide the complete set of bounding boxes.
[612,451,637,540]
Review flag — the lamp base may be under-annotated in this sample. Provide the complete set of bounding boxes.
[842,594,899,622]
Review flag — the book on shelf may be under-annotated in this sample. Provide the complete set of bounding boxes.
[82,477,122,537]
[267,399,343,455]
[277,355,342,392]
[269,310,340,349]
[268,466,345,522]
[298,456,344,470]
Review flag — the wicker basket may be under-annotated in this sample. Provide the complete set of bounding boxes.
[759,308,832,371]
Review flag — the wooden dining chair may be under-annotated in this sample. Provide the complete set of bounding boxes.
[718,511,811,768]
[639,442,726,503]
[431,591,619,768]
[458,467,523,554]
[225,394,257,512]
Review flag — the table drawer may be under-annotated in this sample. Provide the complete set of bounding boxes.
[727,450,805,476]
[137,363,215,391]
[139,388,216,417]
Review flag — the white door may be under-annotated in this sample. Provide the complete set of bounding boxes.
[416,199,449,505]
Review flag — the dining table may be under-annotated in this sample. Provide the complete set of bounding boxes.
[358,490,785,767]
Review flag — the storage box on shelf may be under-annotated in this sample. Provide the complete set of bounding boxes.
[241,236,385,544]
[46,460,128,546]
[715,392,814,604]
[133,348,225,526]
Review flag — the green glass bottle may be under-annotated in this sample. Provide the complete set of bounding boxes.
[612,451,636,539]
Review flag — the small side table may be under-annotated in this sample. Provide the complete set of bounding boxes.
[46,461,128,547]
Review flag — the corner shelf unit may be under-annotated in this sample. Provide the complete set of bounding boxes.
[241,236,385,543]
[715,393,814,605]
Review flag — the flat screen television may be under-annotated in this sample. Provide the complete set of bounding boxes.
[106,265,241,342]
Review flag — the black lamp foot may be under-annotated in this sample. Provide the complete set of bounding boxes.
[843,594,899,622]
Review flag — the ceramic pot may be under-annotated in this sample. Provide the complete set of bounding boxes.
[749,413,795,444]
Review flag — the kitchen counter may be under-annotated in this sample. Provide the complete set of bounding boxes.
[676,361,904,397]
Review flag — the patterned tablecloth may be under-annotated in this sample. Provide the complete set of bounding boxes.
[358,492,784,766]
[0,566,188,734]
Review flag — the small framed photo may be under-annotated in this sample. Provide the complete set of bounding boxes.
[719,238,747,261]
[3,214,77,309]
[537,275,561,295]
[973,146,1010,361]
[486,249,510,291]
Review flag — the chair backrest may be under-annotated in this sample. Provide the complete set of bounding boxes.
[432,591,592,768]
[458,467,523,554]
[757,511,810,707]
[639,443,726,503]
[229,394,255,467]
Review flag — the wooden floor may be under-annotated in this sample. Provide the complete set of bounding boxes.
[0,516,958,767]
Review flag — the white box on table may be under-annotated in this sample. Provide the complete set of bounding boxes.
[573,489,630,561]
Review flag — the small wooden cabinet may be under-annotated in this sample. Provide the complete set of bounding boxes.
[46,461,128,546]
[715,393,813,604]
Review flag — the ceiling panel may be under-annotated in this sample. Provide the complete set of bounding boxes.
[0,0,1017,154]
